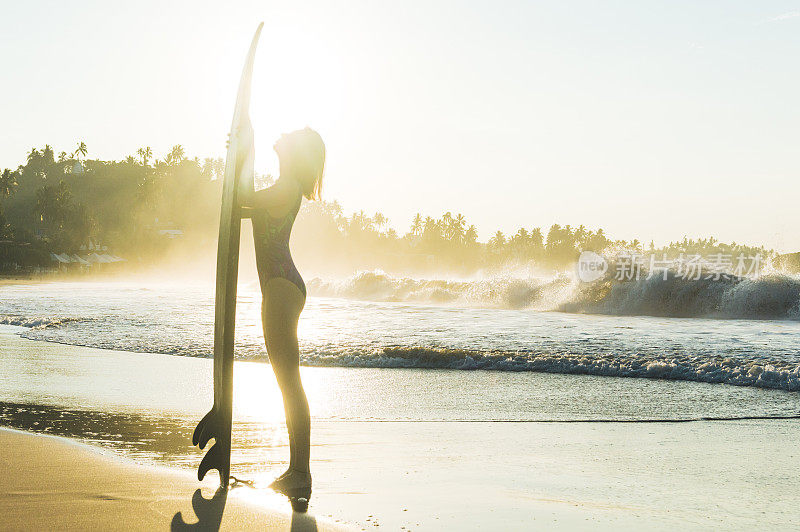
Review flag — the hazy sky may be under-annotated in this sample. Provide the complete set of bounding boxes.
[2,1,800,250]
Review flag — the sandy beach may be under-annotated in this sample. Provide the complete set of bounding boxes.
[0,427,345,531]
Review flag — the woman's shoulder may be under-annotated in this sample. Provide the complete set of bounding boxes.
[270,176,303,196]
[272,175,302,198]
[255,176,302,219]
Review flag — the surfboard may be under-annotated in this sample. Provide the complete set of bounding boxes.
[192,22,263,487]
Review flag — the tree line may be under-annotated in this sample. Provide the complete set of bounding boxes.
[289,202,773,277]
[0,142,774,276]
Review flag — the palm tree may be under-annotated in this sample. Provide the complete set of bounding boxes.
[513,227,529,246]
[0,169,18,198]
[530,228,544,251]
[465,225,478,244]
[441,212,454,240]
[24,148,45,180]
[212,157,225,180]
[201,157,215,179]
[136,172,161,210]
[73,141,87,160]
[166,145,185,165]
[42,145,55,165]
[422,216,441,240]
[453,213,466,243]
[489,231,506,249]
[373,212,387,232]
[350,210,373,233]
[411,213,422,236]
[35,181,72,229]
[137,146,153,166]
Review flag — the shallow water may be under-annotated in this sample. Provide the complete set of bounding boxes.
[1,326,799,475]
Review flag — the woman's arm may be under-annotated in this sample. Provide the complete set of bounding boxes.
[241,177,301,218]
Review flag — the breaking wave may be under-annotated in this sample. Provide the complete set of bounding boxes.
[308,270,800,320]
[302,347,800,392]
[307,271,576,309]
[2,278,799,392]
[0,315,88,329]
[564,273,800,319]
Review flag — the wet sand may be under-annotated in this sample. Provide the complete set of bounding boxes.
[4,419,800,530]
[0,427,345,531]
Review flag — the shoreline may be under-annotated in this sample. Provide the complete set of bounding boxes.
[0,306,800,393]
[0,427,347,531]
[1,322,798,422]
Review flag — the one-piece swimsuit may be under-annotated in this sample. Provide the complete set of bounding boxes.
[251,181,306,297]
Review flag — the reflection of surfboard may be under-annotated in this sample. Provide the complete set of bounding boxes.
[192,22,263,487]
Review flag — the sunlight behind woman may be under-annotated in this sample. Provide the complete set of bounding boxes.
[248,27,345,179]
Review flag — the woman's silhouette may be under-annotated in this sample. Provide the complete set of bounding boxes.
[240,127,325,511]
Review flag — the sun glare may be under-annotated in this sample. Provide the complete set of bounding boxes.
[232,362,284,422]
[248,26,347,178]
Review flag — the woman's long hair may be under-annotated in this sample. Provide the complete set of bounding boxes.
[277,127,325,200]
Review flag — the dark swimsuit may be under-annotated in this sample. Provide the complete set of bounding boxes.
[252,181,306,297]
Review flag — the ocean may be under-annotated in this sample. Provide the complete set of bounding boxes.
[2,273,800,393]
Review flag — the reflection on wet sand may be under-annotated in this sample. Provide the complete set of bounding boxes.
[0,401,286,474]
[1,402,326,530]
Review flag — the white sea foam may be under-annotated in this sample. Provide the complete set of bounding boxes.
[307,270,576,309]
[2,280,799,393]
[309,270,800,319]
[300,347,800,392]
[0,315,86,329]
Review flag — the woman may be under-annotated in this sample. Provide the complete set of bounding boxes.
[240,127,325,510]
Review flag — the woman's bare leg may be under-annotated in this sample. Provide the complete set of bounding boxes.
[262,278,310,482]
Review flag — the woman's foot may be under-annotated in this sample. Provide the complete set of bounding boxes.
[269,467,312,492]
[268,467,293,488]
[269,468,312,512]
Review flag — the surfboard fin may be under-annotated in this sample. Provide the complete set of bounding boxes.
[192,408,217,449]
[193,408,231,486]
[198,441,229,485]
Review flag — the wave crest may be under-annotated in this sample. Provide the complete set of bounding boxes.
[565,273,800,319]
[309,270,800,319]
[307,271,574,309]
[0,316,87,329]
[302,346,800,392]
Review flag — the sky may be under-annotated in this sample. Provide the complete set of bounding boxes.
[2,0,800,251]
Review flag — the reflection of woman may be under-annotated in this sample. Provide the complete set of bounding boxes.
[240,127,325,510]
